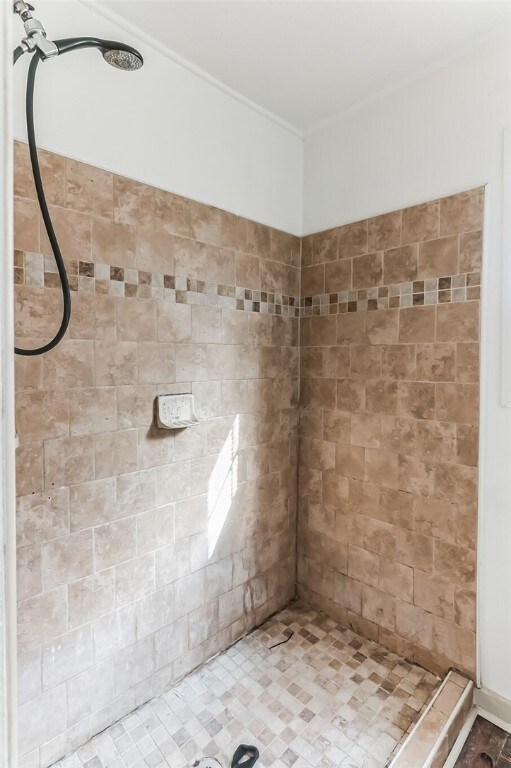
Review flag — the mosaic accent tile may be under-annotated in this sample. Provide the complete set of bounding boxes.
[300,272,481,316]
[13,251,300,318]
[51,604,439,768]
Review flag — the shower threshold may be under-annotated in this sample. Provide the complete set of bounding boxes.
[51,602,439,768]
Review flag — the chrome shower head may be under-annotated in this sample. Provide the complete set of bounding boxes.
[102,47,143,71]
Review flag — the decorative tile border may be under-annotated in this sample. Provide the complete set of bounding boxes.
[13,250,301,317]
[13,250,481,320]
[300,272,481,316]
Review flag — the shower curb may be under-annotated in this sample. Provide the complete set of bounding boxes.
[389,670,474,768]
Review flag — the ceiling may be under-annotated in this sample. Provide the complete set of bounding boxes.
[99,0,511,133]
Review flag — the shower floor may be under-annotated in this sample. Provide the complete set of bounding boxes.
[52,603,439,768]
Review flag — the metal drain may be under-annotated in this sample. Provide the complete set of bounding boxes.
[193,759,223,768]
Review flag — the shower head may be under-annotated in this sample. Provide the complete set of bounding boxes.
[55,37,144,70]
[102,47,143,71]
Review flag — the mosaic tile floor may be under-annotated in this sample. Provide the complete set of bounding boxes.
[53,603,439,768]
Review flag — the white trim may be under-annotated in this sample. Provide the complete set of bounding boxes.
[78,0,303,139]
[443,699,511,768]
[501,129,511,407]
[0,3,17,767]
[477,181,492,690]
[442,706,478,768]
[475,688,511,731]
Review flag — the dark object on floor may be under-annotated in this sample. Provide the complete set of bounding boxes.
[455,715,511,767]
[231,744,259,768]
[268,629,294,650]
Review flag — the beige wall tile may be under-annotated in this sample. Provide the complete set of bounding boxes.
[325,258,352,292]
[92,604,137,662]
[94,341,138,386]
[417,343,456,382]
[155,188,192,237]
[192,306,222,344]
[117,299,157,342]
[440,188,484,236]
[15,287,65,340]
[41,206,91,261]
[135,229,175,275]
[459,230,482,273]
[383,244,418,284]
[138,342,175,384]
[70,387,116,435]
[17,647,42,706]
[352,251,383,288]
[44,435,95,488]
[302,264,325,295]
[366,309,399,345]
[18,588,68,653]
[399,306,436,343]
[68,293,116,341]
[113,175,154,228]
[17,544,42,601]
[418,235,459,278]
[42,339,94,390]
[14,197,40,252]
[94,429,138,479]
[137,505,174,554]
[66,158,113,219]
[117,385,156,430]
[396,601,434,650]
[69,477,117,531]
[402,200,440,244]
[67,659,115,727]
[18,684,67,758]
[14,141,65,206]
[414,570,454,620]
[115,553,156,606]
[16,390,69,443]
[17,487,69,548]
[114,636,155,696]
[42,529,93,590]
[42,624,92,689]
[174,570,206,619]
[94,517,137,570]
[368,211,402,251]
[235,252,260,290]
[68,568,115,628]
[91,217,136,268]
[348,545,380,589]
[338,220,368,259]
[362,584,396,631]
[436,302,479,342]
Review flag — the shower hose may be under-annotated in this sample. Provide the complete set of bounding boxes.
[13,46,71,356]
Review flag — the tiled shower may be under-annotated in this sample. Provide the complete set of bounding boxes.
[12,134,482,768]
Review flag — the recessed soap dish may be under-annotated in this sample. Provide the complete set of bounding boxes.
[155,394,199,429]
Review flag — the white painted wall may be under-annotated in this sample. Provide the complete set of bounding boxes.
[12,0,303,235]
[304,29,511,702]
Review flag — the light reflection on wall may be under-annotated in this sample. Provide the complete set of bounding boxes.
[207,415,240,557]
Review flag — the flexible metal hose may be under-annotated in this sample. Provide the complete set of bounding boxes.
[14,50,72,356]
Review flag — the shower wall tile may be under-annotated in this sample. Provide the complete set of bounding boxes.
[13,140,299,768]
[298,187,482,681]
